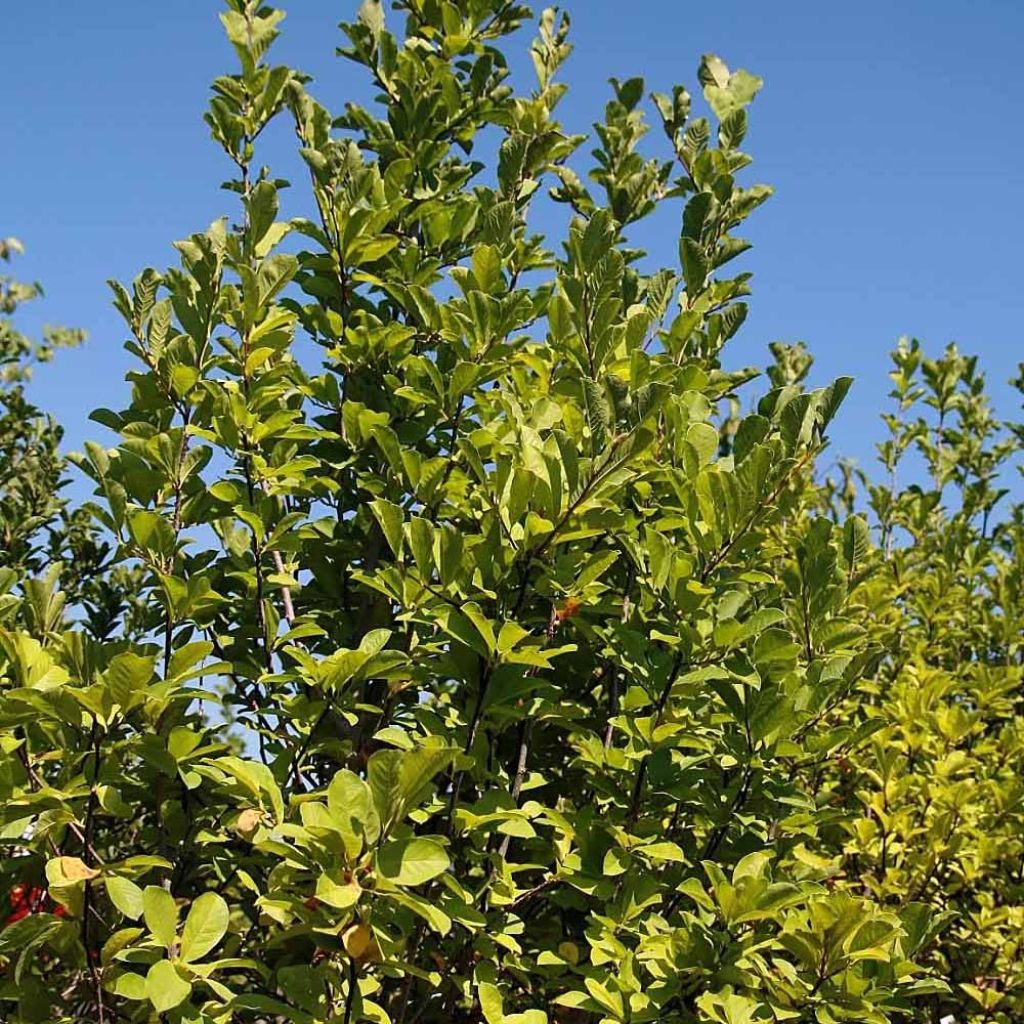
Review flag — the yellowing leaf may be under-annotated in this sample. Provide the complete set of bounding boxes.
[235,807,264,836]
[46,856,99,884]
[342,922,381,962]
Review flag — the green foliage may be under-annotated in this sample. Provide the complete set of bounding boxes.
[1,3,1022,1024]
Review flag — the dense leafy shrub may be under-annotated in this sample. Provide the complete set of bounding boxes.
[1,3,1021,1023]
[831,342,1024,1020]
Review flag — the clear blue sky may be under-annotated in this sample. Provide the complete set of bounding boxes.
[4,1,1023,493]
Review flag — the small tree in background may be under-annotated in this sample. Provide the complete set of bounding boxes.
[0,238,138,640]
[0,236,85,581]
[0,3,1022,1023]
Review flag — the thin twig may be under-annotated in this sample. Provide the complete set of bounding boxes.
[509,876,561,913]
[343,956,358,1024]
[497,719,533,861]
[82,724,107,1024]
[259,479,295,626]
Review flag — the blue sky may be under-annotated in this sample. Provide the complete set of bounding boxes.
[4,0,1023,495]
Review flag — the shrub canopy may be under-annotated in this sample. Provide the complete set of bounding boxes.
[1,3,1022,1024]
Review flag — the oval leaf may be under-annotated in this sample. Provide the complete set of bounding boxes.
[376,837,449,886]
[146,959,191,1012]
[106,876,144,920]
[179,891,229,963]
[142,886,178,950]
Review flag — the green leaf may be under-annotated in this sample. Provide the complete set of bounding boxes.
[408,515,435,576]
[367,748,404,830]
[247,180,279,246]
[462,601,497,653]
[106,877,144,921]
[146,959,191,1012]
[584,977,624,1017]
[497,621,529,655]
[700,54,763,119]
[127,509,176,558]
[397,745,455,817]
[369,499,404,559]
[142,886,178,950]
[368,744,454,833]
[376,837,449,886]
[686,422,719,467]
[316,871,362,909]
[471,245,502,294]
[506,1013,548,1024]
[109,972,148,1000]
[105,652,156,705]
[179,891,229,963]
[679,237,709,298]
[212,757,285,824]
[574,549,620,591]
[582,377,611,451]
[327,769,380,853]
[843,514,871,570]
[384,889,452,935]
[641,841,686,863]
[256,253,298,306]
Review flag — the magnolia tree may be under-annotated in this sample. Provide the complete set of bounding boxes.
[1,3,1022,1024]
